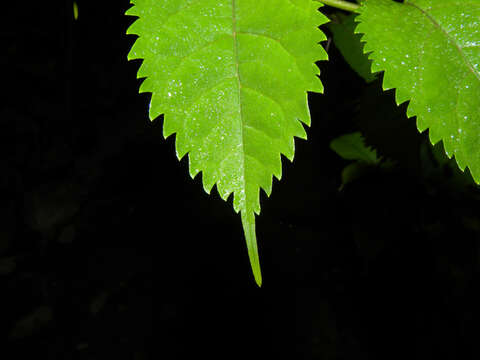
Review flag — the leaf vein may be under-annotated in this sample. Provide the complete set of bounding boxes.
[237,31,306,82]
[241,85,287,128]
[232,0,248,213]
[162,0,201,24]
[406,1,480,82]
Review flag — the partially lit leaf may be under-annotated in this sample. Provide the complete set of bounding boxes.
[330,131,380,164]
[329,14,376,83]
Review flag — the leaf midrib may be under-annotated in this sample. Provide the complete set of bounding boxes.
[232,0,248,212]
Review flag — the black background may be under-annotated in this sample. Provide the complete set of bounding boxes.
[1,1,480,359]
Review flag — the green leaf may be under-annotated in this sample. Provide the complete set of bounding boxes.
[328,14,377,83]
[339,162,371,190]
[330,132,380,164]
[126,0,328,286]
[356,0,480,183]
[73,1,78,20]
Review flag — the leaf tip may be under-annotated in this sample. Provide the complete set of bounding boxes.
[241,211,262,287]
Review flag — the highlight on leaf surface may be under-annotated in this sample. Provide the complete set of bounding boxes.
[356,0,480,183]
[125,0,328,285]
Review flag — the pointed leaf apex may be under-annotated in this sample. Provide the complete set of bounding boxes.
[241,211,262,287]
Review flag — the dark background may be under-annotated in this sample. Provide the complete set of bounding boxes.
[2,1,480,359]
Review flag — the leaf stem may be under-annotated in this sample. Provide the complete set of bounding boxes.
[315,0,360,12]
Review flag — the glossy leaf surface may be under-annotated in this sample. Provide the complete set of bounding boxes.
[126,0,328,285]
[357,0,480,182]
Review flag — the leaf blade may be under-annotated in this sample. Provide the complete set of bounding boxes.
[328,14,377,83]
[126,0,328,285]
[356,0,480,182]
[330,132,380,164]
